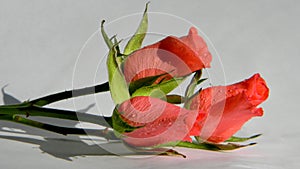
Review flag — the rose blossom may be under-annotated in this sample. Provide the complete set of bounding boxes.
[189,73,269,143]
[123,27,212,83]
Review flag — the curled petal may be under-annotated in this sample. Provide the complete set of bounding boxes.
[180,27,212,68]
[226,73,269,106]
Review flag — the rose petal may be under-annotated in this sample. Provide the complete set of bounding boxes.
[180,27,212,68]
[118,96,201,147]
[123,27,212,83]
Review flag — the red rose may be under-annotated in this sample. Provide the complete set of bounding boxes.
[112,27,214,147]
[123,27,212,83]
[116,96,205,147]
[112,24,269,148]
[189,73,269,143]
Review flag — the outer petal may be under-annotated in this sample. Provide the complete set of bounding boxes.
[123,27,212,83]
[117,96,201,147]
[122,48,177,83]
[190,74,269,143]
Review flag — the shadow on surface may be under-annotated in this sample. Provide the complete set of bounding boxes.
[0,132,116,161]
[0,85,130,161]
[1,84,22,105]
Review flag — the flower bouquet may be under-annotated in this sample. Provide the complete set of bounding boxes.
[0,3,269,158]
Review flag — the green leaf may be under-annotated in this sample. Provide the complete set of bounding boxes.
[112,107,141,137]
[128,72,169,95]
[123,2,149,55]
[225,134,262,142]
[131,77,184,98]
[101,20,114,49]
[107,43,130,104]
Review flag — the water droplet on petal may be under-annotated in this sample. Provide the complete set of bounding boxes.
[151,127,157,132]
[212,99,216,103]
[128,114,136,119]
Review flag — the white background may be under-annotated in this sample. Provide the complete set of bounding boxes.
[0,0,299,168]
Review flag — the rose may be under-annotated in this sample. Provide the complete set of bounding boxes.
[111,23,269,148]
[111,26,212,147]
[114,74,269,147]
[115,96,204,147]
[189,73,269,143]
[123,27,212,83]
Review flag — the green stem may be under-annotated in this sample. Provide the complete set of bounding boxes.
[0,105,112,128]
[0,82,114,135]
[30,82,109,106]
[0,114,118,140]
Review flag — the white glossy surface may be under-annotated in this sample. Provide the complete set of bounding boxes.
[0,0,299,168]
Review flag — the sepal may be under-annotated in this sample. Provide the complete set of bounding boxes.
[131,77,185,98]
[154,141,256,151]
[128,72,169,95]
[111,106,141,137]
[106,43,130,104]
[225,134,262,142]
[123,2,149,55]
